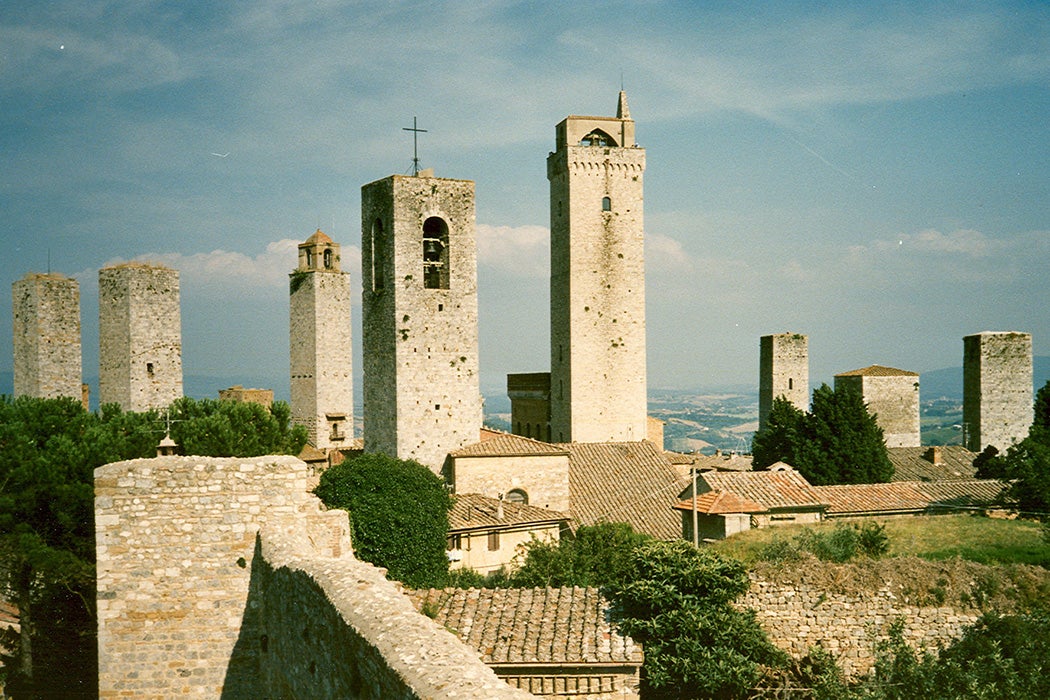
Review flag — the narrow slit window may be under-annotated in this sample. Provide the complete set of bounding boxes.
[371,219,385,291]
[602,196,611,211]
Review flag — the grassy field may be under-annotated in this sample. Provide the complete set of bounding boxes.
[711,514,1050,568]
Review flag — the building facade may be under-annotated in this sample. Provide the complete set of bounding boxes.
[963,331,1033,452]
[289,230,354,449]
[12,272,82,401]
[360,173,482,471]
[759,333,809,431]
[548,91,647,443]
[98,263,182,411]
[834,365,921,448]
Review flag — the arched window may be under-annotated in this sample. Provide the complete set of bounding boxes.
[602,196,611,211]
[323,248,333,269]
[422,217,449,289]
[580,129,616,147]
[505,489,528,505]
[371,218,385,291]
[305,249,314,268]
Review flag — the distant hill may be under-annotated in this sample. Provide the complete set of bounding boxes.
[921,356,1050,400]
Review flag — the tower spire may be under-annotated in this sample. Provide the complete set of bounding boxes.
[616,90,630,120]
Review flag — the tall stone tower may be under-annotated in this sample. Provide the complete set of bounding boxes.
[834,365,920,448]
[98,263,182,412]
[12,273,82,400]
[360,172,482,471]
[548,91,647,443]
[759,333,809,431]
[289,230,354,449]
[963,331,1033,452]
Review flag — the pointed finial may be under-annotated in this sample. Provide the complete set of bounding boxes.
[617,90,630,119]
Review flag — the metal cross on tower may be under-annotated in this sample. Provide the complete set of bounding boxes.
[403,116,428,176]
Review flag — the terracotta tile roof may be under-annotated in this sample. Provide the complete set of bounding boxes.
[450,494,569,532]
[683,452,754,472]
[835,364,919,377]
[699,469,827,511]
[674,490,767,515]
[303,229,333,245]
[813,478,1008,516]
[297,444,328,462]
[916,479,1008,507]
[813,482,930,515]
[450,433,569,458]
[407,587,643,667]
[887,446,978,481]
[560,441,686,540]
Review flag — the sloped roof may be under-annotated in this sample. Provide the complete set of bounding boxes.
[560,441,686,540]
[835,364,919,377]
[674,490,767,515]
[700,469,827,511]
[302,229,333,245]
[887,445,978,481]
[407,587,643,667]
[813,478,1008,516]
[450,433,569,458]
[813,482,930,515]
[449,493,569,532]
[683,452,754,472]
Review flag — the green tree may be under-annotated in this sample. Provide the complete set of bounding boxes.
[167,397,307,457]
[508,522,651,588]
[793,384,894,485]
[603,540,785,699]
[314,453,451,588]
[0,397,162,698]
[988,380,1050,516]
[752,396,805,469]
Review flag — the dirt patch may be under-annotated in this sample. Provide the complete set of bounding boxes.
[750,554,1050,611]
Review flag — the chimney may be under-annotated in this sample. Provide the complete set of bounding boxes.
[924,446,943,465]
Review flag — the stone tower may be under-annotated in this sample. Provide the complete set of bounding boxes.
[360,172,482,471]
[963,331,1033,452]
[548,91,647,443]
[12,272,82,400]
[289,230,354,449]
[834,365,920,447]
[759,333,809,431]
[98,263,182,412]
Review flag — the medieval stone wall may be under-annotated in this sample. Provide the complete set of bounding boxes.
[449,453,571,513]
[759,333,809,431]
[95,454,532,699]
[963,331,1033,452]
[360,174,482,472]
[836,372,920,448]
[742,578,979,678]
[98,263,182,411]
[11,272,82,400]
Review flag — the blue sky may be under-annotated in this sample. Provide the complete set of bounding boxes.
[2,1,1048,399]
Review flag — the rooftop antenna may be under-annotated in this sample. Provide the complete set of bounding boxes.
[403,116,427,175]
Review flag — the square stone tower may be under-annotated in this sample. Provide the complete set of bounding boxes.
[963,331,1033,452]
[834,365,921,447]
[360,173,482,471]
[289,230,354,449]
[98,263,182,412]
[548,91,647,443]
[759,333,809,431]
[12,272,82,400]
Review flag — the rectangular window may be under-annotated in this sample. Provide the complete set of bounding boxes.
[487,531,500,551]
[447,534,462,551]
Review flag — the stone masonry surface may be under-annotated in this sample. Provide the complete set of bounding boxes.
[742,577,979,679]
[96,454,532,698]
[759,333,808,432]
[963,331,1033,452]
[12,272,82,400]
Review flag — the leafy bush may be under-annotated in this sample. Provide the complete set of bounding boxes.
[167,397,307,456]
[508,522,651,588]
[758,522,888,564]
[604,540,786,699]
[314,453,451,588]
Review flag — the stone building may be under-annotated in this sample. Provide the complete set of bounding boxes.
[446,493,568,574]
[834,364,920,448]
[289,230,354,449]
[548,91,648,443]
[11,272,82,401]
[508,372,551,442]
[98,262,182,411]
[360,172,483,471]
[963,331,1033,452]
[759,332,808,431]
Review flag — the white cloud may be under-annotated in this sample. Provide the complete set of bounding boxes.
[476,223,549,278]
[646,232,694,274]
